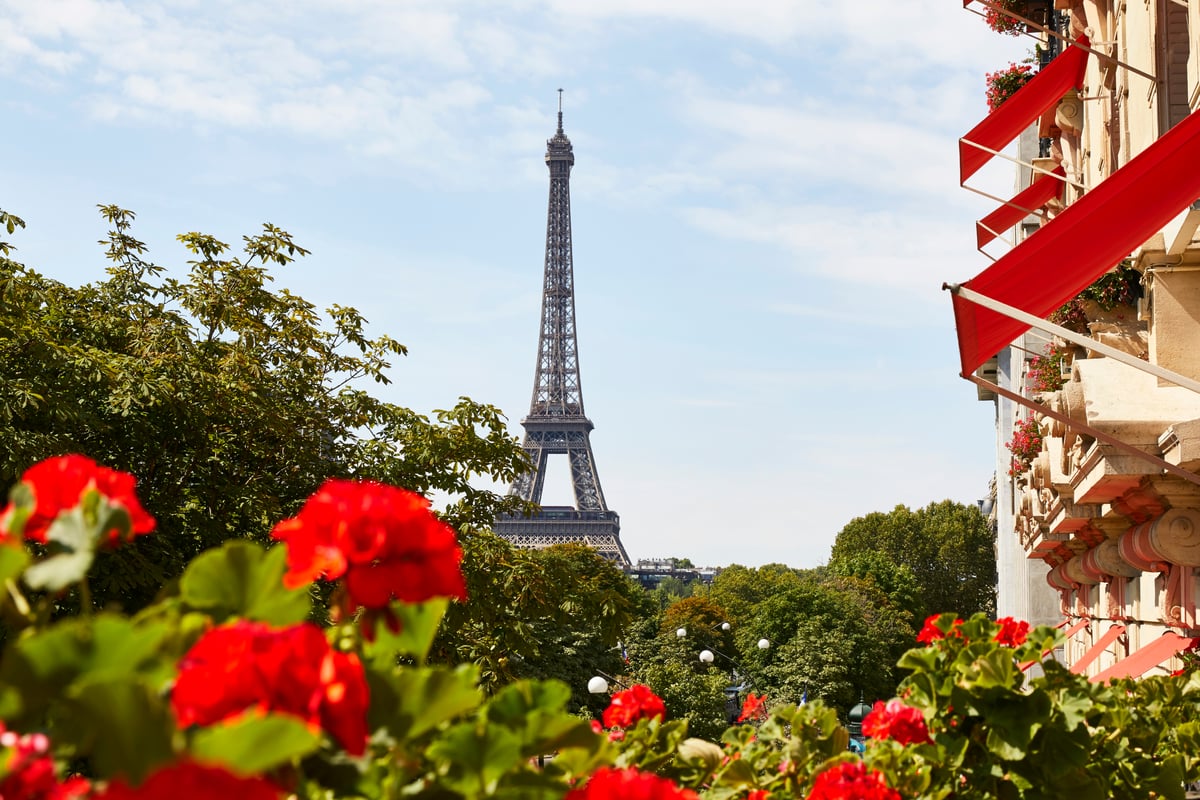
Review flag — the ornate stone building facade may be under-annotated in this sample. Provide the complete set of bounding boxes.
[953,0,1200,678]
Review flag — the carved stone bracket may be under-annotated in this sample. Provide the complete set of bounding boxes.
[1118,509,1200,627]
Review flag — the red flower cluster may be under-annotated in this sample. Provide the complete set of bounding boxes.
[1028,345,1068,393]
[1,454,155,546]
[737,692,768,723]
[93,761,280,799]
[271,479,466,615]
[0,724,90,800]
[602,684,666,729]
[994,616,1030,647]
[985,63,1035,112]
[984,0,1025,34]
[1006,416,1044,477]
[171,621,369,755]
[566,767,698,800]
[861,699,933,745]
[916,613,963,644]
[807,761,901,800]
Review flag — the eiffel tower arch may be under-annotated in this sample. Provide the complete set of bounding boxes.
[493,94,630,566]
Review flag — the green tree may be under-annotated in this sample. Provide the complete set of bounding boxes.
[704,563,805,626]
[622,597,742,740]
[697,566,913,716]
[829,500,997,619]
[0,206,531,611]
[432,535,641,714]
[827,551,922,623]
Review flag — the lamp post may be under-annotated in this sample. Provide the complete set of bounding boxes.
[695,639,769,725]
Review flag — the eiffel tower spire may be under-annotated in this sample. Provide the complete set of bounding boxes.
[494,95,630,565]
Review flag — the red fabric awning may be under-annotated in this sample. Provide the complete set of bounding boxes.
[1090,632,1199,682]
[951,107,1200,376]
[976,166,1065,249]
[1062,618,1089,638]
[1069,624,1125,675]
[960,40,1089,185]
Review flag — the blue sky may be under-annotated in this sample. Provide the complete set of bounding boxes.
[2,1,1032,568]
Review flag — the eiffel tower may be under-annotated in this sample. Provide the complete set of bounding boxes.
[494,93,630,566]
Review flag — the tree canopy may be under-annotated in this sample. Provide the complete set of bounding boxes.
[0,206,531,609]
[829,500,997,619]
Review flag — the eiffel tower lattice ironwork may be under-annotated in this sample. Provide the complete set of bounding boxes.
[494,95,630,566]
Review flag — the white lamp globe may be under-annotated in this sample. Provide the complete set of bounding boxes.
[699,649,715,663]
[757,638,770,650]
[587,676,609,694]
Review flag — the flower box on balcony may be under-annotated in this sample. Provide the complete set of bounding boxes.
[984,0,1051,35]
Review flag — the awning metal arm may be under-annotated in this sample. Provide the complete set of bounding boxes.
[963,372,1200,489]
[958,143,1087,190]
[948,283,1200,396]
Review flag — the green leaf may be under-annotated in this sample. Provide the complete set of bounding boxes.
[1054,688,1094,731]
[426,722,522,796]
[364,598,448,665]
[60,676,176,783]
[0,542,29,586]
[0,614,171,725]
[369,663,482,742]
[4,482,34,536]
[179,541,310,624]
[967,649,1016,689]
[23,509,96,592]
[484,680,599,756]
[190,711,322,774]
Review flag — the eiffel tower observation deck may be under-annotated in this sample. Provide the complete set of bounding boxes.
[493,93,630,566]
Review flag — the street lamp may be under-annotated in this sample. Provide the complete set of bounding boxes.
[587,670,630,694]
[695,640,770,724]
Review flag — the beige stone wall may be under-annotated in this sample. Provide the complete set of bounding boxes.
[1004,0,1200,677]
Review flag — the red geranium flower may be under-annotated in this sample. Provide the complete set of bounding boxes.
[737,692,768,723]
[566,767,698,800]
[807,761,901,800]
[916,613,964,644]
[0,724,91,800]
[861,699,933,745]
[602,684,666,729]
[1,454,155,546]
[994,616,1030,646]
[93,761,280,799]
[271,479,466,615]
[171,621,369,756]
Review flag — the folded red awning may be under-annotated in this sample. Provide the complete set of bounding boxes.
[1069,624,1125,675]
[960,39,1089,185]
[1062,618,1089,638]
[1090,632,1199,682]
[951,107,1200,376]
[976,166,1065,249]
[1018,617,1090,670]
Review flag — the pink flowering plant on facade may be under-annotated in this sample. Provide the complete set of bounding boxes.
[1028,345,1069,393]
[2,457,1200,799]
[986,62,1035,111]
[984,0,1028,34]
[1007,415,1044,476]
